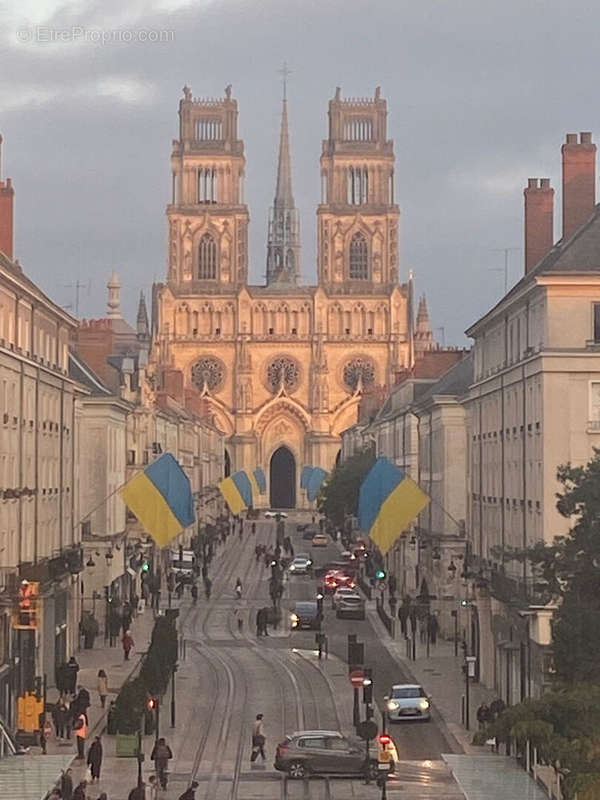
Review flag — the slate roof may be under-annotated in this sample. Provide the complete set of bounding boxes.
[413,352,474,406]
[69,350,112,395]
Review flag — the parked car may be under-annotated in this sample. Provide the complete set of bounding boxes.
[334,590,365,620]
[385,684,431,722]
[274,730,378,779]
[290,601,322,631]
[288,555,313,575]
[311,533,328,547]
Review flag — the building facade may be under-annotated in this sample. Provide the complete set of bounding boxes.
[152,86,432,508]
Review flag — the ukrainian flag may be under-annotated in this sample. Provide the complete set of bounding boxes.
[218,470,253,514]
[119,453,195,548]
[307,467,328,502]
[253,467,266,495]
[300,466,314,489]
[358,457,429,556]
[248,470,260,504]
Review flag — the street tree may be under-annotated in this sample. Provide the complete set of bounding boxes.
[316,448,375,529]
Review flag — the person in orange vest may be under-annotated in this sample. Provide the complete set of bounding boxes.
[73,710,88,759]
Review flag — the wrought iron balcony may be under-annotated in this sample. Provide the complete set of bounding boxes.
[489,568,552,608]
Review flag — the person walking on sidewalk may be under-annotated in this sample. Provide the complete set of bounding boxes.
[122,630,134,661]
[250,713,266,763]
[60,767,74,800]
[178,781,199,800]
[121,600,133,635]
[97,669,108,709]
[151,736,173,790]
[53,695,69,739]
[73,780,87,800]
[74,710,88,759]
[191,582,199,605]
[65,656,80,695]
[147,774,159,800]
[476,703,492,730]
[87,735,103,782]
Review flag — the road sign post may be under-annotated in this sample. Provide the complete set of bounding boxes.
[356,719,378,785]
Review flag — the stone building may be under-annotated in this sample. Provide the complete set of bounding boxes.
[0,164,83,726]
[152,86,434,508]
[465,132,600,703]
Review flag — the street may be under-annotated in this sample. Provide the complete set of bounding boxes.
[164,517,465,799]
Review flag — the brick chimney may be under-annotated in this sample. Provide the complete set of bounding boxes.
[562,132,596,240]
[0,135,15,260]
[524,178,554,273]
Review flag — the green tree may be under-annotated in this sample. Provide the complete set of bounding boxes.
[527,449,600,683]
[316,448,375,528]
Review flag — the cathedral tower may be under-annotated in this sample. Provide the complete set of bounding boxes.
[317,87,399,288]
[167,85,249,287]
[266,92,301,285]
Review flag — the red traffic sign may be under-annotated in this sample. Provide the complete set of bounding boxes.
[349,668,365,688]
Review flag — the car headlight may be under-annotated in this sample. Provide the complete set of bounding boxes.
[290,613,299,627]
[307,560,312,565]
[289,565,295,571]
[387,700,400,711]
[418,699,430,711]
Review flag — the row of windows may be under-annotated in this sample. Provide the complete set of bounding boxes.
[472,493,541,511]
[343,118,373,141]
[472,423,541,440]
[196,119,222,141]
[198,169,218,204]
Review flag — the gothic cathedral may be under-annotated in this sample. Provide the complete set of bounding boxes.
[152,85,433,508]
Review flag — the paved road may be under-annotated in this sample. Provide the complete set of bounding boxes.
[165,518,463,799]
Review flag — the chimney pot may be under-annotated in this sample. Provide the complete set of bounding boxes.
[562,130,596,239]
[524,177,554,274]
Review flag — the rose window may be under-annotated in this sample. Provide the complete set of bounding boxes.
[266,356,300,394]
[191,357,225,392]
[343,357,375,391]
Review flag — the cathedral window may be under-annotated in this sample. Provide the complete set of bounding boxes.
[191,356,226,392]
[344,118,373,141]
[198,168,217,204]
[286,249,295,273]
[347,166,369,205]
[198,233,217,280]
[266,356,300,394]
[343,357,376,392]
[349,232,369,280]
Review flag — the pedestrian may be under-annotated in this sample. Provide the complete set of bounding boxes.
[147,774,159,800]
[48,789,63,800]
[191,583,198,605]
[72,686,91,719]
[476,703,492,730]
[87,735,103,782]
[204,576,212,600]
[254,545,261,564]
[108,609,121,647]
[490,698,506,720]
[121,601,133,634]
[151,736,173,790]
[74,710,88,759]
[251,521,256,534]
[127,782,145,800]
[250,713,266,763]
[39,722,47,754]
[97,669,108,709]
[122,630,134,661]
[66,656,80,695]
[53,695,69,739]
[60,767,74,800]
[235,577,242,599]
[73,781,87,800]
[388,574,397,598]
[256,608,263,637]
[177,781,199,800]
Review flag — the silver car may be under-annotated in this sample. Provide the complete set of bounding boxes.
[288,555,312,575]
[385,684,431,721]
[333,589,366,619]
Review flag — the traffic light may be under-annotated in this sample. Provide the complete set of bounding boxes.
[375,568,386,580]
[362,668,373,704]
[12,581,39,629]
[141,559,149,573]
[146,697,157,710]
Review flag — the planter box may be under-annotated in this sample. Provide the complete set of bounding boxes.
[116,733,138,757]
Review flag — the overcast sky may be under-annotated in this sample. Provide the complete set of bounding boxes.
[1,0,599,344]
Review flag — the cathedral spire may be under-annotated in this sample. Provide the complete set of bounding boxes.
[414,293,435,355]
[266,67,301,286]
[136,290,149,340]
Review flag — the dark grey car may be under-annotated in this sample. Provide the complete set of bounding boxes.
[274,730,378,779]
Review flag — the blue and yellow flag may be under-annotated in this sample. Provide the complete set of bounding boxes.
[253,467,266,494]
[119,452,195,548]
[218,470,253,514]
[300,466,313,489]
[358,457,429,556]
[307,467,328,502]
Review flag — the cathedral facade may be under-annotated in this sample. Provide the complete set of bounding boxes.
[152,85,432,508]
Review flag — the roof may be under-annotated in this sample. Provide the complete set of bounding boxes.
[467,203,600,335]
[69,351,112,395]
[413,352,474,406]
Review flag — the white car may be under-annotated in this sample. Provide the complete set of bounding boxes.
[385,684,431,722]
[265,511,288,518]
[288,556,312,575]
[331,587,359,609]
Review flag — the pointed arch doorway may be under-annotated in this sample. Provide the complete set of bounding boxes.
[269,446,296,509]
